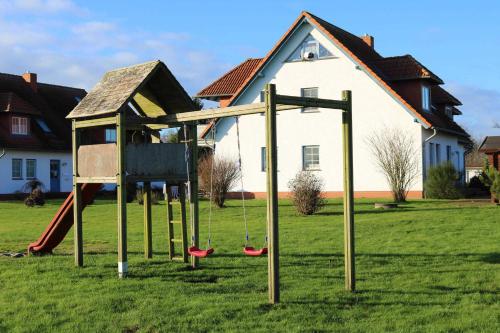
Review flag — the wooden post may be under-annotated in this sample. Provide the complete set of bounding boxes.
[72,120,83,267]
[143,181,152,259]
[188,123,199,268]
[116,112,128,278]
[265,84,279,304]
[341,90,355,291]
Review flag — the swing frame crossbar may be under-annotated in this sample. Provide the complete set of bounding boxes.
[71,83,354,305]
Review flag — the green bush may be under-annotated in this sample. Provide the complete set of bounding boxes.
[425,162,462,199]
[480,159,500,202]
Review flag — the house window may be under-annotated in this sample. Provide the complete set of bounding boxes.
[303,145,320,170]
[261,147,266,171]
[12,159,22,179]
[445,106,453,119]
[422,86,431,112]
[436,143,441,164]
[446,145,452,161]
[105,128,116,143]
[26,159,36,179]
[35,118,51,133]
[301,87,319,113]
[429,143,435,167]
[12,116,29,135]
[287,34,333,62]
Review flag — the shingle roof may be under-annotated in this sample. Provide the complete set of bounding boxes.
[68,60,195,119]
[0,72,86,151]
[479,136,500,153]
[431,85,462,106]
[370,55,443,83]
[0,92,40,115]
[197,11,469,139]
[195,58,262,99]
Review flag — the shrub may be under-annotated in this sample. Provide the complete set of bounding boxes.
[22,179,45,207]
[425,162,462,199]
[367,128,419,202]
[136,187,160,205]
[480,159,500,202]
[288,171,326,215]
[198,155,240,208]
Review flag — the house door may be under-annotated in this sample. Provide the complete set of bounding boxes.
[50,160,61,192]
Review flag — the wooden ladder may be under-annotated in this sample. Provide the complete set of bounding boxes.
[166,184,188,263]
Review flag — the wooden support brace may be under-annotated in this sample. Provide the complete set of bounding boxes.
[265,84,280,304]
[72,120,83,267]
[341,90,355,291]
[143,181,152,259]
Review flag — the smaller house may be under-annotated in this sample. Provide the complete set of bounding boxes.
[478,136,500,171]
[0,71,86,196]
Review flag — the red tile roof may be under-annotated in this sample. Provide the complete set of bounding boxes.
[197,11,469,139]
[0,92,41,115]
[196,58,262,99]
[370,55,443,83]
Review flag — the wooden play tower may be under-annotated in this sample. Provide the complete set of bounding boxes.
[67,60,355,304]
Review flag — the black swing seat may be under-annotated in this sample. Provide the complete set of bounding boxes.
[243,246,268,257]
[188,246,214,258]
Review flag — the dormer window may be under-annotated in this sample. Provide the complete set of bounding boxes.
[287,34,333,62]
[12,116,29,135]
[422,85,431,112]
[445,106,453,119]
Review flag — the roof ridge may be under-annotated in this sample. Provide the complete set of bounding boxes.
[105,59,161,74]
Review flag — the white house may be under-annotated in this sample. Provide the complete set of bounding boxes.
[196,11,470,199]
[0,72,86,196]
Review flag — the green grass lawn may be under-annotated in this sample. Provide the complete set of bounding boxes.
[0,198,499,332]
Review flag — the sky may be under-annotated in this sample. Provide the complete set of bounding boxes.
[0,0,498,138]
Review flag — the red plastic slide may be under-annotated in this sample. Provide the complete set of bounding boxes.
[28,183,102,254]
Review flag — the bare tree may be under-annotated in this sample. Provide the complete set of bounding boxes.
[198,154,240,208]
[367,128,419,202]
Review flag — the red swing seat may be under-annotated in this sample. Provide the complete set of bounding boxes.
[243,246,268,257]
[188,246,214,258]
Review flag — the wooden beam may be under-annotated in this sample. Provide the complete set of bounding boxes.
[143,181,153,259]
[76,176,116,184]
[341,90,355,291]
[188,123,200,268]
[116,112,128,278]
[75,117,116,129]
[72,120,83,267]
[275,94,349,110]
[265,84,280,304]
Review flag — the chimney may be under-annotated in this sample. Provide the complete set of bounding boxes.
[22,72,37,92]
[361,34,374,49]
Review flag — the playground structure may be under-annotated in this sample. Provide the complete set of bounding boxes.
[31,60,354,304]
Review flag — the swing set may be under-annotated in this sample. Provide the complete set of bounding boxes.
[66,60,354,304]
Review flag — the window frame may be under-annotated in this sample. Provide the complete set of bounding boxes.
[12,116,29,135]
[105,128,117,143]
[286,34,334,62]
[301,87,320,113]
[26,159,37,179]
[12,158,23,179]
[302,145,320,171]
[422,85,431,112]
[429,143,435,167]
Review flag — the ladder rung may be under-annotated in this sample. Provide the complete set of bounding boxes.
[169,220,182,224]
[171,257,186,262]
[169,201,181,205]
[170,238,183,243]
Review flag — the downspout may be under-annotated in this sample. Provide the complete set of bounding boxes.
[422,128,438,196]
[0,147,5,159]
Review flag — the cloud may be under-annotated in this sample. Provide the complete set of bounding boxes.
[0,3,230,94]
[447,83,500,139]
[0,0,83,14]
